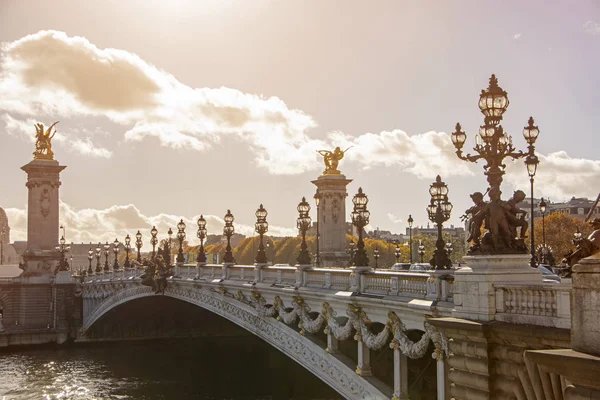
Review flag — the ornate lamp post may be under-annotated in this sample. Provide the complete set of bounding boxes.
[255,204,269,265]
[95,243,102,273]
[87,248,94,275]
[426,176,453,270]
[296,197,312,266]
[196,215,207,265]
[223,210,235,264]
[167,228,173,265]
[103,242,110,272]
[112,238,120,270]
[445,240,454,265]
[418,242,425,263]
[539,197,547,263]
[451,75,540,255]
[55,235,71,271]
[347,240,356,266]
[374,247,380,269]
[176,219,186,264]
[314,189,321,267]
[394,243,401,263]
[407,215,414,263]
[351,188,370,267]
[124,234,131,269]
[150,226,158,260]
[525,152,540,267]
[135,231,142,262]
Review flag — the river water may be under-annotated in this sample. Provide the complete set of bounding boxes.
[0,338,341,400]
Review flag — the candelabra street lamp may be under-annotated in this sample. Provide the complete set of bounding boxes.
[418,242,425,263]
[539,197,547,263]
[124,234,131,269]
[112,238,120,270]
[167,228,173,265]
[87,248,94,275]
[445,240,454,265]
[525,152,540,267]
[150,226,158,260]
[55,235,71,272]
[374,247,380,269]
[407,215,414,263]
[103,242,110,272]
[177,219,186,264]
[196,215,207,265]
[296,197,312,266]
[394,243,401,263]
[451,75,540,255]
[95,243,102,273]
[135,230,143,262]
[223,210,235,264]
[427,176,453,270]
[351,188,370,267]
[347,240,356,267]
[314,189,321,267]
[255,204,269,265]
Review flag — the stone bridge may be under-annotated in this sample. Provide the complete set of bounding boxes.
[80,264,455,400]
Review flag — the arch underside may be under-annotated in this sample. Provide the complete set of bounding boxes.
[82,285,391,400]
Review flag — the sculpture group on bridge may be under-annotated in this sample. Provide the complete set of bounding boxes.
[33,122,59,161]
[317,146,352,175]
[138,252,173,294]
[557,218,600,278]
[463,188,529,254]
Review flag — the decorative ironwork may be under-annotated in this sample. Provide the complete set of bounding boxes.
[54,235,70,272]
[223,210,235,264]
[255,204,269,265]
[135,230,143,262]
[87,248,94,275]
[451,75,539,255]
[103,242,110,272]
[196,215,207,265]
[112,238,120,270]
[150,226,158,260]
[176,219,186,264]
[351,188,370,267]
[427,176,453,270]
[95,243,102,273]
[296,197,312,266]
[124,234,131,269]
[373,248,380,269]
[394,243,401,263]
[407,215,413,263]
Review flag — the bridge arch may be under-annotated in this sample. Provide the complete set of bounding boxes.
[82,284,391,400]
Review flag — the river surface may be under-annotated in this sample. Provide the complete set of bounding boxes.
[0,338,341,400]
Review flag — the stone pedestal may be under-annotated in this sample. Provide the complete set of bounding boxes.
[452,254,541,321]
[21,159,66,276]
[312,174,352,268]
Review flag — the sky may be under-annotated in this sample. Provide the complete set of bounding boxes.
[1,0,599,244]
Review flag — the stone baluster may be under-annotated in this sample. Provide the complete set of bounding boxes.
[433,347,446,400]
[355,332,372,377]
[391,340,409,400]
[325,327,339,354]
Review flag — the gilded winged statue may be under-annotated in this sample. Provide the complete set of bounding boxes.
[34,122,59,160]
[317,146,352,175]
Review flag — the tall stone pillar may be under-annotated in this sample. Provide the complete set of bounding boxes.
[312,174,352,268]
[20,142,66,276]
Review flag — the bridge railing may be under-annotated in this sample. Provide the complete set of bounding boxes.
[81,263,455,301]
[493,282,571,329]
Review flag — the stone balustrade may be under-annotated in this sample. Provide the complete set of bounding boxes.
[493,282,571,329]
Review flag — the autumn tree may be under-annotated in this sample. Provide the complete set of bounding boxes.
[533,213,592,262]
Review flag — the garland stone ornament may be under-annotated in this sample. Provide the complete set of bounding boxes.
[82,282,387,399]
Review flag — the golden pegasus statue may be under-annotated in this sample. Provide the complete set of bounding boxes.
[33,121,59,160]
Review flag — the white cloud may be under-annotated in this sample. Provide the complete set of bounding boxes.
[387,213,403,224]
[2,113,112,158]
[583,21,600,35]
[504,151,600,200]
[5,202,297,244]
[513,33,522,40]
[327,129,474,178]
